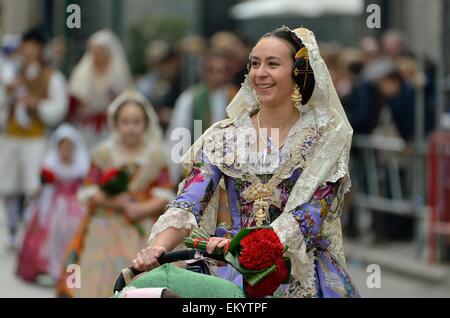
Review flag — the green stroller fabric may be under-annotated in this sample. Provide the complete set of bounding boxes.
[128,263,245,298]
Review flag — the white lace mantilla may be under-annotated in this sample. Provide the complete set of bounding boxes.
[198,107,329,181]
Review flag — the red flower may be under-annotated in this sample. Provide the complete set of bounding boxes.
[99,168,120,186]
[40,167,56,184]
[98,168,128,196]
[239,228,284,270]
[184,226,290,298]
[245,258,288,298]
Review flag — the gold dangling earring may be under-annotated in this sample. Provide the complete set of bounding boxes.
[291,83,302,108]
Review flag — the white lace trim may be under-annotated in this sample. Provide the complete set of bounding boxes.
[271,26,330,107]
[271,212,317,297]
[284,117,352,212]
[148,208,198,246]
[198,109,328,180]
[323,218,347,269]
[239,75,259,114]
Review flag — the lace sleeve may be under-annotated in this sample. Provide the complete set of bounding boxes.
[271,179,343,297]
[148,153,223,245]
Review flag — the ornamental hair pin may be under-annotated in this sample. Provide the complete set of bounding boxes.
[295,47,309,61]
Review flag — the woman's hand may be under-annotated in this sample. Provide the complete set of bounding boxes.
[206,237,230,254]
[132,246,167,271]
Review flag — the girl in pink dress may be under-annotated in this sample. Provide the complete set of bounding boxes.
[16,124,89,283]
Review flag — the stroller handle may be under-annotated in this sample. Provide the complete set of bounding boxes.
[113,249,223,294]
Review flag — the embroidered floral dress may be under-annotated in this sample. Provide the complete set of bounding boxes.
[150,26,360,298]
[156,111,360,298]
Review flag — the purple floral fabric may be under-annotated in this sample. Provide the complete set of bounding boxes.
[168,153,359,297]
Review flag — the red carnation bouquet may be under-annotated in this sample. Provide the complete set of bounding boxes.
[184,226,290,298]
[98,168,129,196]
[40,167,56,184]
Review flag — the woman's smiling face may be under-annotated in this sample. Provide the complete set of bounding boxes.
[249,36,295,108]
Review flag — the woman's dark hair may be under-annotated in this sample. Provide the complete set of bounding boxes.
[258,27,316,105]
[113,100,150,129]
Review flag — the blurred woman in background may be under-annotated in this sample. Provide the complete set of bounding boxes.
[57,90,174,298]
[16,123,89,283]
[68,29,132,148]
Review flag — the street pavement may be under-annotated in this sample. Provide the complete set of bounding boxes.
[0,248,54,298]
[347,259,450,297]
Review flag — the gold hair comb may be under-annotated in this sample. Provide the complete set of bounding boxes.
[295,47,309,61]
